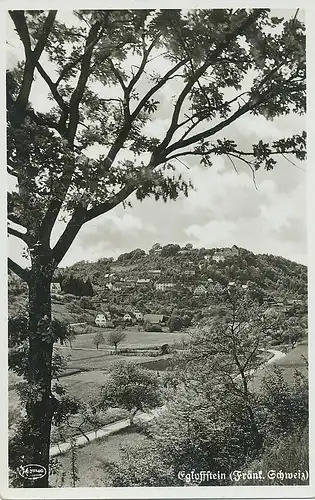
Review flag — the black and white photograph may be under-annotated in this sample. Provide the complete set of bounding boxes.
[3,2,313,498]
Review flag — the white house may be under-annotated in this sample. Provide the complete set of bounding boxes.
[194,285,207,296]
[213,254,225,263]
[123,313,134,322]
[148,269,161,276]
[136,278,151,285]
[133,310,143,321]
[95,313,107,327]
[183,270,196,276]
[155,282,175,292]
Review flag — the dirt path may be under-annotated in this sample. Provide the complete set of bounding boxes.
[50,408,162,457]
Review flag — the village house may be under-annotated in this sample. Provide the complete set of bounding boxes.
[143,313,165,325]
[120,281,136,289]
[133,310,143,321]
[204,255,213,261]
[136,278,151,286]
[183,270,196,276]
[212,254,226,263]
[194,284,207,296]
[148,269,162,276]
[95,312,107,327]
[123,312,135,323]
[112,284,122,291]
[155,282,175,292]
[212,245,239,263]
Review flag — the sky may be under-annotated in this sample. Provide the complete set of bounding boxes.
[6,9,307,268]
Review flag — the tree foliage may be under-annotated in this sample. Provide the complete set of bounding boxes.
[61,274,94,296]
[168,315,183,332]
[100,361,162,424]
[107,327,126,353]
[93,331,105,350]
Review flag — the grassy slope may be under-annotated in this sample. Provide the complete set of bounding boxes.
[50,428,147,487]
[9,294,97,325]
[250,341,308,391]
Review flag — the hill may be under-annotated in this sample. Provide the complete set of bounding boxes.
[59,243,307,305]
[8,244,307,344]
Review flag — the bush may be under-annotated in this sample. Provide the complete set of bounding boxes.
[182,315,191,327]
[168,316,182,332]
[79,296,94,309]
[259,366,308,437]
[144,321,162,332]
[239,426,308,485]
[63,293,77,303]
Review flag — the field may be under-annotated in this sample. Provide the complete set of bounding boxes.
[9,328,189,432]
[69,329,190,349]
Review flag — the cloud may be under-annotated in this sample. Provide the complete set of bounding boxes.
[185,220,237,248]
[106,213,155,233]
[236,114,294,141]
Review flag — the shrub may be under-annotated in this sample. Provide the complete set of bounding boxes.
[63,293,77,303]
[79,296,94,309]
[144,321,162,332]
[168,316,182,332]
[238,426,309,485]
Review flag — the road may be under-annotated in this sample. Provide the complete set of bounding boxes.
[50,408,162,457]
[49,348,286,458]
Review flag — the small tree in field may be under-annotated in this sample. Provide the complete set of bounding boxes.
[100,361,162,424]
[107,328,126,354]
[93,332,105,351]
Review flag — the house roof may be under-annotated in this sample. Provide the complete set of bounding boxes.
[143,314,164,323]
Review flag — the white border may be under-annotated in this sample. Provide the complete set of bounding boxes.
[1,1,314,499]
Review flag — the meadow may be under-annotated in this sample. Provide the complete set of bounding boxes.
[50,427,147,487]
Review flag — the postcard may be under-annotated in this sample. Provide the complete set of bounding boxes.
[2,1,314,498]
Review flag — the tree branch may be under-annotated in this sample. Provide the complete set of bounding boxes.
[35,61,69,114]
[131,58,189,122]
[127,34,160,92]
[157,10,264,154]
[67,20,102,144]
[8,257,30,283]
[10,10,57,109]
[8,213,27,228]
[52,208,86,265]
[8,225,29,244]
[108,59,127,91]
[85,184,137,222]
[165,99,254,157]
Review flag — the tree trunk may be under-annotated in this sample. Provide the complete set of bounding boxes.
[239,368,262,451]
[129,409,138,426]
[114,343,118,354]
[18,263,55,488]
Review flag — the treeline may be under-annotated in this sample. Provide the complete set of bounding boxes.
[58,244,307,300]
